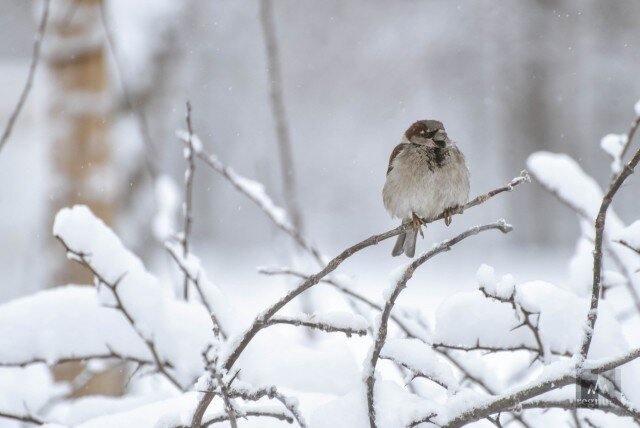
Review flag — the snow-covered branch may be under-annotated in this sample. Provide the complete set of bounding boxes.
[364,220,513,428]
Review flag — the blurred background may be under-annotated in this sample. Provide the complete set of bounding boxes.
[0,0,639,309]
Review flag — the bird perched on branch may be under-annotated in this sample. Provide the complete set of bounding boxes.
[383,120,470,257]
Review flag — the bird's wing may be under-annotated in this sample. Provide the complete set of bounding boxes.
[387,143,409,175]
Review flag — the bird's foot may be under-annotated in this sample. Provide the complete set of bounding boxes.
[411,212,425,238]
[443,206,461,227]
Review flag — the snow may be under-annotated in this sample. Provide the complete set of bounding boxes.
[618,220,640,249]
[635,99,640,117]
[527,151,604,220]
[152,175,180,241]
[381,338,458,392]
[600,133,627,174]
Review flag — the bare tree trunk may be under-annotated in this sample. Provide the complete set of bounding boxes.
[45,0,122,396]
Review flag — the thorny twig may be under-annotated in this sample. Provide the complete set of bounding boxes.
[364,221,513,428]
[0,0,50,154]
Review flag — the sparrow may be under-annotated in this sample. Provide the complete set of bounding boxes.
[382,120,470,257]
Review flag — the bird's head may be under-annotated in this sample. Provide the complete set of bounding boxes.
[404,120,450,148]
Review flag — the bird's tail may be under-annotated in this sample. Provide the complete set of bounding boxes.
[392,223,418,258]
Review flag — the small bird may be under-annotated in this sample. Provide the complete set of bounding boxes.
[383,120,470,257]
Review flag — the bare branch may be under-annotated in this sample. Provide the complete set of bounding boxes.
[201,409,294,427]
[267,314,368,337]
[0,0,50,154]
[580,144,640,361]
[0,411,44,426]
[619,112,640,163]
[617,240,640,256]
[364,221,513,428]
[181,102,197,300]
[0,352,157,369]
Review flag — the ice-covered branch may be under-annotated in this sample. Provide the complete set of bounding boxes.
[0,0,50,154]
[364,221,513,428]
[268,312,369,337]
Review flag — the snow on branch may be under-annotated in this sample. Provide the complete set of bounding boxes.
[0,286,154,368]
[578,138,640,361]
[53,205,215,390]
[380,339,458,392]
[268,312,369,337]
[364,221,513,428]
[165,240,232,339]
[422,345,640,428]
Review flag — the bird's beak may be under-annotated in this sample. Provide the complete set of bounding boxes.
[433,130,448,147]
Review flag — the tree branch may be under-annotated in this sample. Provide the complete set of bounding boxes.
[364,221,513,428]
[0,411,44,426]
[181,102,197,300]
[579,144,640,361]
[0,0,50,154]
[55,237,184,391]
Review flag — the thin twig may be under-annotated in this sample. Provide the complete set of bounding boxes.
[165,243,227,339]
[579,144,640,361]
[267,315,368,337]
[201,410,294,427]
[364,221,513,428]
[181,102,196,300]
[0,0,50,154]
[0,411,44,426]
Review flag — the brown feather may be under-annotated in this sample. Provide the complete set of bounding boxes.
[387,143,409,175]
